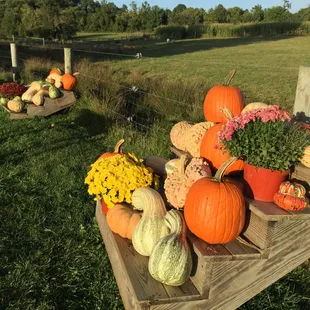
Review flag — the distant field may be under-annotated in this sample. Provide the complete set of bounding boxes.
[74,32,144,41]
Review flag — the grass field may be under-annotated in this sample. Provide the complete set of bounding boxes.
[74,32,144,41]
[1,35,310,309]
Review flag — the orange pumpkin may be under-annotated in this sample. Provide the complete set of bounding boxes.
[61,72,78,91]
[200,110,243,176]
[184,158,246,244]
[98,139,125,160]
[204,70,244,123]
[49,68,62,76]
[106,204,141,239]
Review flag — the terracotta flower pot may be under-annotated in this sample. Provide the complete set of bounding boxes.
[243,163,289,202]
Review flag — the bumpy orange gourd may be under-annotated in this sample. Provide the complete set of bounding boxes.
[184,157,245,244]
[204,70,244,123]
[98,139,125,160]
[200,110,243,176]
[106,204,141,239]
[61,72,78,90]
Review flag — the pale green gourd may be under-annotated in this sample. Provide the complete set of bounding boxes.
[148,209,192,286]
[132,187,170,257]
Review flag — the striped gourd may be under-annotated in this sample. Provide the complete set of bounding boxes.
[148,210,192,286]
[132,187,170,257]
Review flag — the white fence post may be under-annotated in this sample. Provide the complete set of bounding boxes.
[64,47,72,74]
[10,43,18,82]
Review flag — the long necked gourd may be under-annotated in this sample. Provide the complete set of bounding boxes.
[131,187,170,256]
[148,209,192,286]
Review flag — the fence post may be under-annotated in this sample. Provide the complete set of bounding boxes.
[10,43,18,82]
[64,47,72,74]
[12,35,15,42]
[42,38,45,47]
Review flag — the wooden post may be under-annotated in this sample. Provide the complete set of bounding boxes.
[64,47,72,74]
[42,38,45,46]
[12,34,15,42]
[293,66,310,121]
[10,43,18,82]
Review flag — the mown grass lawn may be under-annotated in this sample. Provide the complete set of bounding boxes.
[1,34,310,309]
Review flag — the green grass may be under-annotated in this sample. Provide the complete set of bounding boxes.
[74,32,144,41]
[1,34,310,309]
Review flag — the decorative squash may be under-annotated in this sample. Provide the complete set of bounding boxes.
[170,121,193,151]
[278,181,306,197]
[49,85,61,99]
[106,204,141,239]
[21,81,42,102]
[274,193,308,211]
[301,146,310,168]
[165,159,181,175]
[46,73,62,85]
[49,68,62,76]
[61,72,78,91]
[274,181,308,211]
[32,89,49,106]
[204,70,244,123]
[54,79,63,89]
[164,155,212,210]
[98,139,125,160]
[7,97,24,113]
[200,109,243,176]
[241,102,268,114]
[131,187,169,256]
[184,157,246,244]
[148,210,192,286]
[184,121,215,157]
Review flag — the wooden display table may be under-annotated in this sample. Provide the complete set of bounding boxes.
[95,156,310,310]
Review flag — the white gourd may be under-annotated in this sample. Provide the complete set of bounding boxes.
[131,187,170,257]
[148,210,192,286]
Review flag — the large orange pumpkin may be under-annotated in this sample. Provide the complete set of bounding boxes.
[106,204,141,239]
[204,70,244,123]
[98,139,125,160]
[61,72,78,91]
[184,158,245,244]
[200,110,243,175]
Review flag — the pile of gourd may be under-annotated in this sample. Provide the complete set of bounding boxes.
[5,68,78,113]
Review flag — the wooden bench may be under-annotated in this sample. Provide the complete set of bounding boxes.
[96,155,310,310]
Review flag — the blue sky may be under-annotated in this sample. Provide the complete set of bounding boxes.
[111,0,309,12]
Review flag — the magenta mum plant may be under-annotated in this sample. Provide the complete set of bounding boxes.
[217,105,309,171]
[0,82,27,100]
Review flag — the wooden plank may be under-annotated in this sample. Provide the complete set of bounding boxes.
[223,239,262,260]
[247,198,310,221]
[293,66,310,118]
[96,201,203,309]
[242,209,275,250]
[143,156,167,177]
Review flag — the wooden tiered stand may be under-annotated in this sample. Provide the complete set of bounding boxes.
[95,66,310,309]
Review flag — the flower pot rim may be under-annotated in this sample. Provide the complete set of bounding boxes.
[244,161,290,173]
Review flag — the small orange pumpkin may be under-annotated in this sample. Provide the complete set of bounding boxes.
[204,70,244,123]
[106,204,141,239]
[200,109,243,175]
[98,139,125,160]
[184,157,246,244]
[61,72,78,91]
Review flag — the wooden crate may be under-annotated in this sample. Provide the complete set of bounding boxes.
[95,155,310,310]
[0,89,76,120]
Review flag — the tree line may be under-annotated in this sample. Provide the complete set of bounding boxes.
[0,0,309,40]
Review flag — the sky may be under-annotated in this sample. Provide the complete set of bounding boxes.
[111,0,309,13]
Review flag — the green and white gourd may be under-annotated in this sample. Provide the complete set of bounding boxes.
[131,187,170,257]
[148,209,192,286]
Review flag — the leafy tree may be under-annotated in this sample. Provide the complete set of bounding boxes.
[282,0,292,10]
[227,6,244,24]
[295,6,310,21]
[214,4,228,23]
[204,8,218,23]
[264,6,292,22]
[173,4,186,14]
[251,5,264,22]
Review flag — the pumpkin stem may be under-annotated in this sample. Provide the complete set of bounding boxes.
[73,72,80,76]
[213,156,238,182]
[223,70,236,86]
[220,108,234,121]
[178,155,187,176]
[114,139,125,153]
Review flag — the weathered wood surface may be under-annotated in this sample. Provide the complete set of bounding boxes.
[96,202,203,309]
[291,164,310,184]
[0,90,76,120]
[293,66,310,119]
[96,201,310,310]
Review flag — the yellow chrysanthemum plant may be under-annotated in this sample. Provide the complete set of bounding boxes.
[84,146,160,210]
